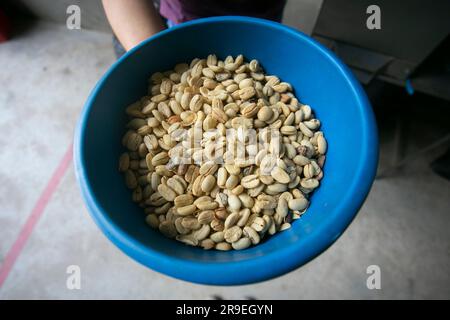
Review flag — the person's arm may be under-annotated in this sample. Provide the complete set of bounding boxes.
[102,0,166,51]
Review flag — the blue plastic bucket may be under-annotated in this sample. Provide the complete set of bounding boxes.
[74,16,378,285]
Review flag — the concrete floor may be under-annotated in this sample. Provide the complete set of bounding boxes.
[0,20,449,300]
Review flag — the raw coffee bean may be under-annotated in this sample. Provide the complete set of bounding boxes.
[157,184,177,202]
[257,106,273,122]
[193,224,211,241]
[288,198,309,211]
[224,211,240,229]
[265,183,288,195]
[224,226,242,243]
[251,217,265,232]
[215,242,232,251]
[276,198,289,218]
[175,218,190,235]
[270,167,290,184]
[120,55,327,250]
[167,177,185,195]
[181,217,201,230]
[279,223,291,231]
[237,208,251,227]
[232,237,251,250]
[126,132,142,151]
[317,134,327,155]
[225,164,241,176]
[176,234,198,246]
[238,193,254,209]
[159,221,177,238]
[210,219,224,232]
[174,194,193,207]
[227,195,241,211]
[199,162,219,176]
[303,163,316,179]
[214,207,228,220]
[239,87,256,100]
[198,210,215,224]
[243,226,260,245]
[241,175,260,189]
[177,204,197,216]
[280,126,296,136]
[300,178,319,189]
[231,185,244,195]
[225,175,240,190]
[201,175,216,193]
[210,231,225,243]
[200,239,215,250]
[151,152,169,166]
[145,214,159,229]
[299,122,314,137]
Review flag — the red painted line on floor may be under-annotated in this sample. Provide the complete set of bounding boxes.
[0,144,73,288]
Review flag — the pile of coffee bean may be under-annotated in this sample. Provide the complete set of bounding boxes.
[119,54,327,250]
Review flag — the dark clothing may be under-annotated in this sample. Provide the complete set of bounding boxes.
[160,0,286,24]
[113,0,286,58]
